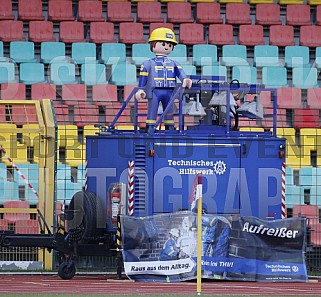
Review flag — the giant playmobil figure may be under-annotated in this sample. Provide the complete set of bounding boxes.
[135,28,192,132]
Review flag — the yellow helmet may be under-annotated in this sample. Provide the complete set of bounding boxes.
[148,27,177,45]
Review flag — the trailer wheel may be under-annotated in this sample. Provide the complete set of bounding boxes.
[58,261,76,280]
[66,190,106,241]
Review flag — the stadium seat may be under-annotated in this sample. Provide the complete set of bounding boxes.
[101,43,126,65]
[14,219,38,234]
[0,83,26,100]
[179,24,206,45]
[292,67,318,89]
[269,25,295,46]
[132,43,154,66]
[137,2,163,23]
[107,1,134,22]
[277,87,302,108]
[59,21,86,43]
[61,84,87,106]
[182,65,196,76]
[29,21,56,43]
[110,63,138,86]
[0,20,25,42]
[293,204,319,226]
[307,88,321,108]
[222,45,248,66]
[0,41,4,61]
[254,45,280,67]
[149,23,174,34]
[261,66,288,88]
[48,0,75,22]
[18,0,44,21]
[239,25,264,46]
[92,84,118,104]
[315,47,321,68]
[293,109,320,129]
[226,3,251,25]
[0,62,16,83]
[49,62,77,85]
[10,41,37,63]
[286,4,312,26]
[73,103,100,127]
[285,46,310,68]
[232,66,257,84]
[89,22,116,44]
[71,42,97,64]
[299,26,321,47]
[0,0,14,20]
[40,42,66,64]
[192,44,218,67]
[80,63,107,85]
[19,63,46,85]
[53,102,71,124]
[31,83,57,100]
[3,200,30,223]
[279,0,304,4]
[195,3,223,24]
[208,24,234,45]
[78,0,104,22]
[255,4,282,25]
[167,2,194,23]
[259,91,273,108]
[202,65,227,78]
[168,44,189,65]
[118,22,145,44]
[316,5,321,25]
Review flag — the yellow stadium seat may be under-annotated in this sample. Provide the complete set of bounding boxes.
[300,128,321,167]
[249,0,274,4]
[278,0,304,4]
[218,0,243,3]
[189,0,215,3]
[239,127,265,132]
[308,0,321,4]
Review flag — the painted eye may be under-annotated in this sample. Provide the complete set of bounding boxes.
[162,42,166,46]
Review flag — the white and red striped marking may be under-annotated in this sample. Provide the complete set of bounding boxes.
[282,162,286,219]
[128,160,134,216]
[0,145,39,199]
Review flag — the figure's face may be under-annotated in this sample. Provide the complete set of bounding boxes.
[153,41,174,56]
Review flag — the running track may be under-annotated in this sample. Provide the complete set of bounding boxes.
[0,275,320,296]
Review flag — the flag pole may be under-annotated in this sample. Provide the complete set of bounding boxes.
[196,176,202,295]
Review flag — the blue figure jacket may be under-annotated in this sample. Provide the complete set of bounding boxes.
[138,56,187,98]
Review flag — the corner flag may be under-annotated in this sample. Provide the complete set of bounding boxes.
[189,174,203,211]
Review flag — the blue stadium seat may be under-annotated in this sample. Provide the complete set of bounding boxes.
[50,62,77,85]
[222,44,248,66]
[101,43,126,65]
[110,62,138,86]
[132,43,154,66]
[10,41,37,63]
[0,41,5,62]
[232,66,257,84]
[202,65,227,78]
[40,42,66,64]
[168,44,189,65]
[19,62,46,84]
[182,65,196,76]
[261,66,288,88]
[285,46,310,68]
[81,63,107,85]
[192,44,218,67]
[292,67,318,89]
[254,45,280,67]
[0,180,19,204]
[284,184,300,208]
[71,42,97,64]
[0,62,17,83]
[315,47,321,69]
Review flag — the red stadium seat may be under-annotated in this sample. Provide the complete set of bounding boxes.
[52,101,71,124]
[92,84,118,104]
[78,0,104,22]
[89,22,116,44]
[195,3,223,24]
[167,2,194,23]
[119,22,145,44]
[256,4,282,25]
[137,2,163,23]
[179,24,206,45]
[61,84,87,106]
[107,1,134,22]
[299,26,321,47]
[293,204,319,227]
[286,4,312,26]
[0,219,8,231]
[59,21,86,43]
[269,25,295,46]
[73,103,100,127]
[226,3,251,25]
[3,200,30,223]
[259,91,272,108]
[316,5,321,26]
[0,0,14,20]
[31,83,57,100]
[29,21,56,43]
[239,25,264,46]
[307,88,321,109]
[18,0,44,21]
[149,23,174,34]
[293,109,320,129]
[10,105,38,125]
[48,0,75,22]
[0,20,26,42]
[277,87,302,109]
[14,219,38,234]
[0,83,26,100]
[208,24,234,45]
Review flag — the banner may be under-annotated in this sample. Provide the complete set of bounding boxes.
[120,211,308,282]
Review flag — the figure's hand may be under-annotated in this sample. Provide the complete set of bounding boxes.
[135,89,146,100]
[182,78,192,89]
